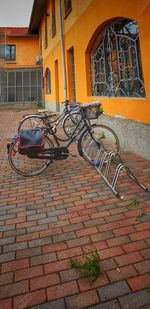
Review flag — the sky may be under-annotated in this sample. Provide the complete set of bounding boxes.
[0,0,34,27]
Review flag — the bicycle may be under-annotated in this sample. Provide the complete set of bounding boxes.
[8,103,120,177]
[18,100,80,141]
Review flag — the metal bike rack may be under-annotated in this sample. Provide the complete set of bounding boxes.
[82,145,148,197]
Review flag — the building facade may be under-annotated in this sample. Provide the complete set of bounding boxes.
[29,0,150,125]
[0,27,43,105]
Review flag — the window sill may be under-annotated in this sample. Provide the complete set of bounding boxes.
[6,60,16,63]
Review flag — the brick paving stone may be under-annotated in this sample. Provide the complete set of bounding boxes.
[42,242,67,254]
[60,268,80,283]
[13,289,46,309]
[3,241,28,253]
[127,274,150,291]
[31,298,65,309]
[53,231,76,242]
[130,230,150,241]
[39,227,62,238]
[15,265,43,282]
[90,231,114,242]
[122,240,148,253]
[107,265,137,282]
[57,246,82,260]
[30,252,57,266]
[66,290,99,309]
[140,248,150,259]
[47,281,79,301]
[0,272,13,286]
[66,236,90,248]
[28,237,52,248]
[0,252,15,264]
[0,298,12,309]
[135,222,150,231]
[115,252,143,266]
[0,236,15,246]
[78,274,109,292]
[99,246,124,260]
[106,235,130,247]
[0,109,150,308]
[30,273,60,291]
[16,247,42,259]
[3,228,26,237]
[119,289,150,308]
[97,280,131,301]
[134,259,150,274]
[44,259,69,274]
[0,280,29,299]
[100,258,117,271]
[1,258,29,273]
[88,299,121,309]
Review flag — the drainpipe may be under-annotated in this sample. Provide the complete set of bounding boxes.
[58,0,67,100]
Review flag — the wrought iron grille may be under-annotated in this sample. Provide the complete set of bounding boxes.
[90,19,145,97]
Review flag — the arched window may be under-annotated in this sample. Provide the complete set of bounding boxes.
[45,68,51,94]
[90,19,145,98]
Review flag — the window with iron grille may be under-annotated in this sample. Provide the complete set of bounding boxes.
[64,0,72,17]
[90,19,145,98]
[6,45,16,61]
[51,0,56,37]
[45,68,51,94]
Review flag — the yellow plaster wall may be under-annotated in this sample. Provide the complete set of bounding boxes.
[2,36,39,68]
[42,0,150,124]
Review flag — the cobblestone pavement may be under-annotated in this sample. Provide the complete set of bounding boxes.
[0,109,150,309]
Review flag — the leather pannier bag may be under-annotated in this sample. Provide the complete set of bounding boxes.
[18,128,44,155]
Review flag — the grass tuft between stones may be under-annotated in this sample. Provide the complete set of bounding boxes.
[70,251,102,282]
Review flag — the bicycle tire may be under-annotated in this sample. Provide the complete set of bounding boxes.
[8,135,53,177]
[63,112,83,138]
[78,124,120,163]
[18,115,45,133]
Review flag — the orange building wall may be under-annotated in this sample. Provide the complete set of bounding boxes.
[41,0,150,124]
[1,35,40,68]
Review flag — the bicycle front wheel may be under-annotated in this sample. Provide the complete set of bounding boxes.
[8,135,53,177]
[78,124,120,163]
[63,112,83,138]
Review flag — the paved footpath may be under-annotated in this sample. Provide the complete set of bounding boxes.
[0,109,150,309]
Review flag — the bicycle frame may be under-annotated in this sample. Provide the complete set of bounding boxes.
[27,109,93,160]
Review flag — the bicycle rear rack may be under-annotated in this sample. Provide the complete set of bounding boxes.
[83,145,148,198]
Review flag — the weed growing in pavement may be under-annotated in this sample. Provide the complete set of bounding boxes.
[70,251,102,282]
[129,197,139,208]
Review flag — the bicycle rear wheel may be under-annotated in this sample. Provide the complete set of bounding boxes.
[18,115,45,133]
[8,135,53,177]
[78,124,119,163]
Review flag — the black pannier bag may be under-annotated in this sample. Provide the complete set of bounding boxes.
[18,128,44,155]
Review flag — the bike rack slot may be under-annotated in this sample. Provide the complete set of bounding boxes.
[83,144,148,197]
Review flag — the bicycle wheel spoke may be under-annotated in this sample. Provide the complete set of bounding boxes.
[8,136,53,176]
